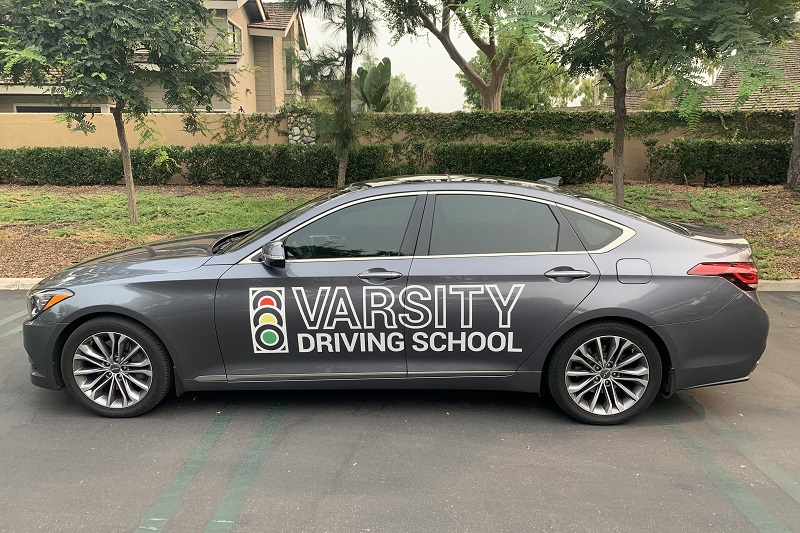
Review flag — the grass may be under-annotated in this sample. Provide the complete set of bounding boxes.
[0,190,314,243]
[580,184,765,224]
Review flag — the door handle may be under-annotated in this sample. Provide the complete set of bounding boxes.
[358,270,403,280]
[544,268,591,281]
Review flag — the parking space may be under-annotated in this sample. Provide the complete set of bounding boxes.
[1,290,798,532]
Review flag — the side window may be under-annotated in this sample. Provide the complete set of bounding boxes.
[561,208,624,251]
[429,194,559,255]
[285,196,417,259]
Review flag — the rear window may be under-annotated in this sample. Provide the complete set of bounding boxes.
[561,209,624,251]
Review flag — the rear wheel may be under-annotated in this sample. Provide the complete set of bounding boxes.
[547,322,662,425]
[60,317,172,417]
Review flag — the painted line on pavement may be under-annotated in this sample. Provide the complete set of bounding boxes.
[0,326,22,342]
[204,403,287,533]
[0,310,27,328]
[652,405,788,533]
[678,394,800,506]
[136,402,241,532]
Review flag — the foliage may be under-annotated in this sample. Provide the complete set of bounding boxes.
[429,140,611,184]
[378,0,542,110]
[646,138,793,186]
[185,144,269,186]
[0,147,184,185]
[354,57,392,111]
[0,0,232,222]
[358,109,796,143]
[359,55,419,112]
[458,40,576,110]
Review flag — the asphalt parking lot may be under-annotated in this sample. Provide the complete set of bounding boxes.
[1,290,799,533]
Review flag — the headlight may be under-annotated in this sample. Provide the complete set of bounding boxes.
[28,289,74,319]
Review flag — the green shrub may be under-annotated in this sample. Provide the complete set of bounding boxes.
[647,138,792,185]
[185,144,271,186]
[127,146,185,185]
[268,144,338,187]
[6,147,118,185]
[0,149,14,184]
[429,140,612,184]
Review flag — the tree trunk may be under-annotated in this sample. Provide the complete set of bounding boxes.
[788,105,800,190]
[337,0,354,188]
[611,28,629,206]
[112,102,139,225]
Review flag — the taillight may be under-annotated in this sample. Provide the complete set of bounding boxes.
[687,262,759,291]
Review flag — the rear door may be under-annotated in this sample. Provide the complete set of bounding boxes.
[215,193,424,380]
[404,192,599,376]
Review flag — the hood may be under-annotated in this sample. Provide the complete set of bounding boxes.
[72,229,251,267]
[31,229,250,291]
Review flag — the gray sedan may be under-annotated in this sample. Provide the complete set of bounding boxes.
[23,176,768,424]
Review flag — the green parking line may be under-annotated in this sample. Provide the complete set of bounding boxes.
[0,326,22,342]
[652,406,788,533]
[205,404,286,533]
[0,310,27,328]
[136,403,241,532]
[678,394,800,506]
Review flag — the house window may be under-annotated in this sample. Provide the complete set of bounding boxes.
[228,22,242,54]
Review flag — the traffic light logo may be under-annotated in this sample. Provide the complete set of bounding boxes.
[250,288,288,353]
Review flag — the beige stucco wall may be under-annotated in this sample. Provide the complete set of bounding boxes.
[0,113,286,149]
[228,8,257,113]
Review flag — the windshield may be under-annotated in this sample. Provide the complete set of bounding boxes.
[226,192,337,253]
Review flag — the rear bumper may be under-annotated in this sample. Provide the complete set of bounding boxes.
[23,319,67,390]
[654,292,768,390]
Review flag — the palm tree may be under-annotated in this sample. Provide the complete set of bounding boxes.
[292,0,378,187]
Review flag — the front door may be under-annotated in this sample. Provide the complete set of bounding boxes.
[215,194,423,380]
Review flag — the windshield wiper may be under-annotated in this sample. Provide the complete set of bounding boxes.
[211,230,253,254]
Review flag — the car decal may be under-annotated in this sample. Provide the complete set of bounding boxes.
[249,284,525,354]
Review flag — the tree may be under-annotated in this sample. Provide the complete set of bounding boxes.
[359,55,419,112]
[789,105,800,190]
[0,0,230,224]
[546,0,800,205]
[379,0,536,111]
[457,39,575,110]
[294,0,378,187]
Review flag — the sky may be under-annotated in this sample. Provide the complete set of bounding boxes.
[303,14,478,112]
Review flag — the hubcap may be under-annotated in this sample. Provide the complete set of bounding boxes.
[564,335,650,416]
[72,332,152,409]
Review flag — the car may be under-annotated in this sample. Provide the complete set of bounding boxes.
[23,175,769,424]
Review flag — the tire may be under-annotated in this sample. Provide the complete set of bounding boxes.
[60,317,173,417]
[547,321,662,425]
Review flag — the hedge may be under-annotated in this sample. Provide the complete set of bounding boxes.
[430,140,612,185]
[0,146,184,186]
[646,138,793,185]
[0,140,612,187]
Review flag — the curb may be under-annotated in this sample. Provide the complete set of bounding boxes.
[0,279,43,291]
[1,278,799,292]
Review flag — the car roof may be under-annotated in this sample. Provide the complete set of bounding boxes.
[349,174,566,193]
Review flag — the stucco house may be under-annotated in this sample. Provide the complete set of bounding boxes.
[0,0,307,114]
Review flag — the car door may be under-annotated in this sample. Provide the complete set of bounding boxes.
[404,191,600,376]
[215,193,425,380]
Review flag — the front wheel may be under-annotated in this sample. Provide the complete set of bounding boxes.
[547,322,662,425]
[60,317,172,417]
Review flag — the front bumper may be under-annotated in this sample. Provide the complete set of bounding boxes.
[654,291,769,390]
[23,319,68,390]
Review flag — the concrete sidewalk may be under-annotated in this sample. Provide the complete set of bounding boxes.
[3,277,799,291]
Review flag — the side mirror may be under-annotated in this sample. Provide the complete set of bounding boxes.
[260,241,286,269]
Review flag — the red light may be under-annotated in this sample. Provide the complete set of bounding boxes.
[687,262,759,291]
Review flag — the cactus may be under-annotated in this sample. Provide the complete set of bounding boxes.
[354,57,391,112]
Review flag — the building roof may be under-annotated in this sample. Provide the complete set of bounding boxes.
[597,90,667,111]
[703,41,800,111]
[250,1,297,31]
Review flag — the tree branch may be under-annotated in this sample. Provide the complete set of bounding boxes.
[603,72,615,89]
[414,5,488,91]
[449,6,493,59]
